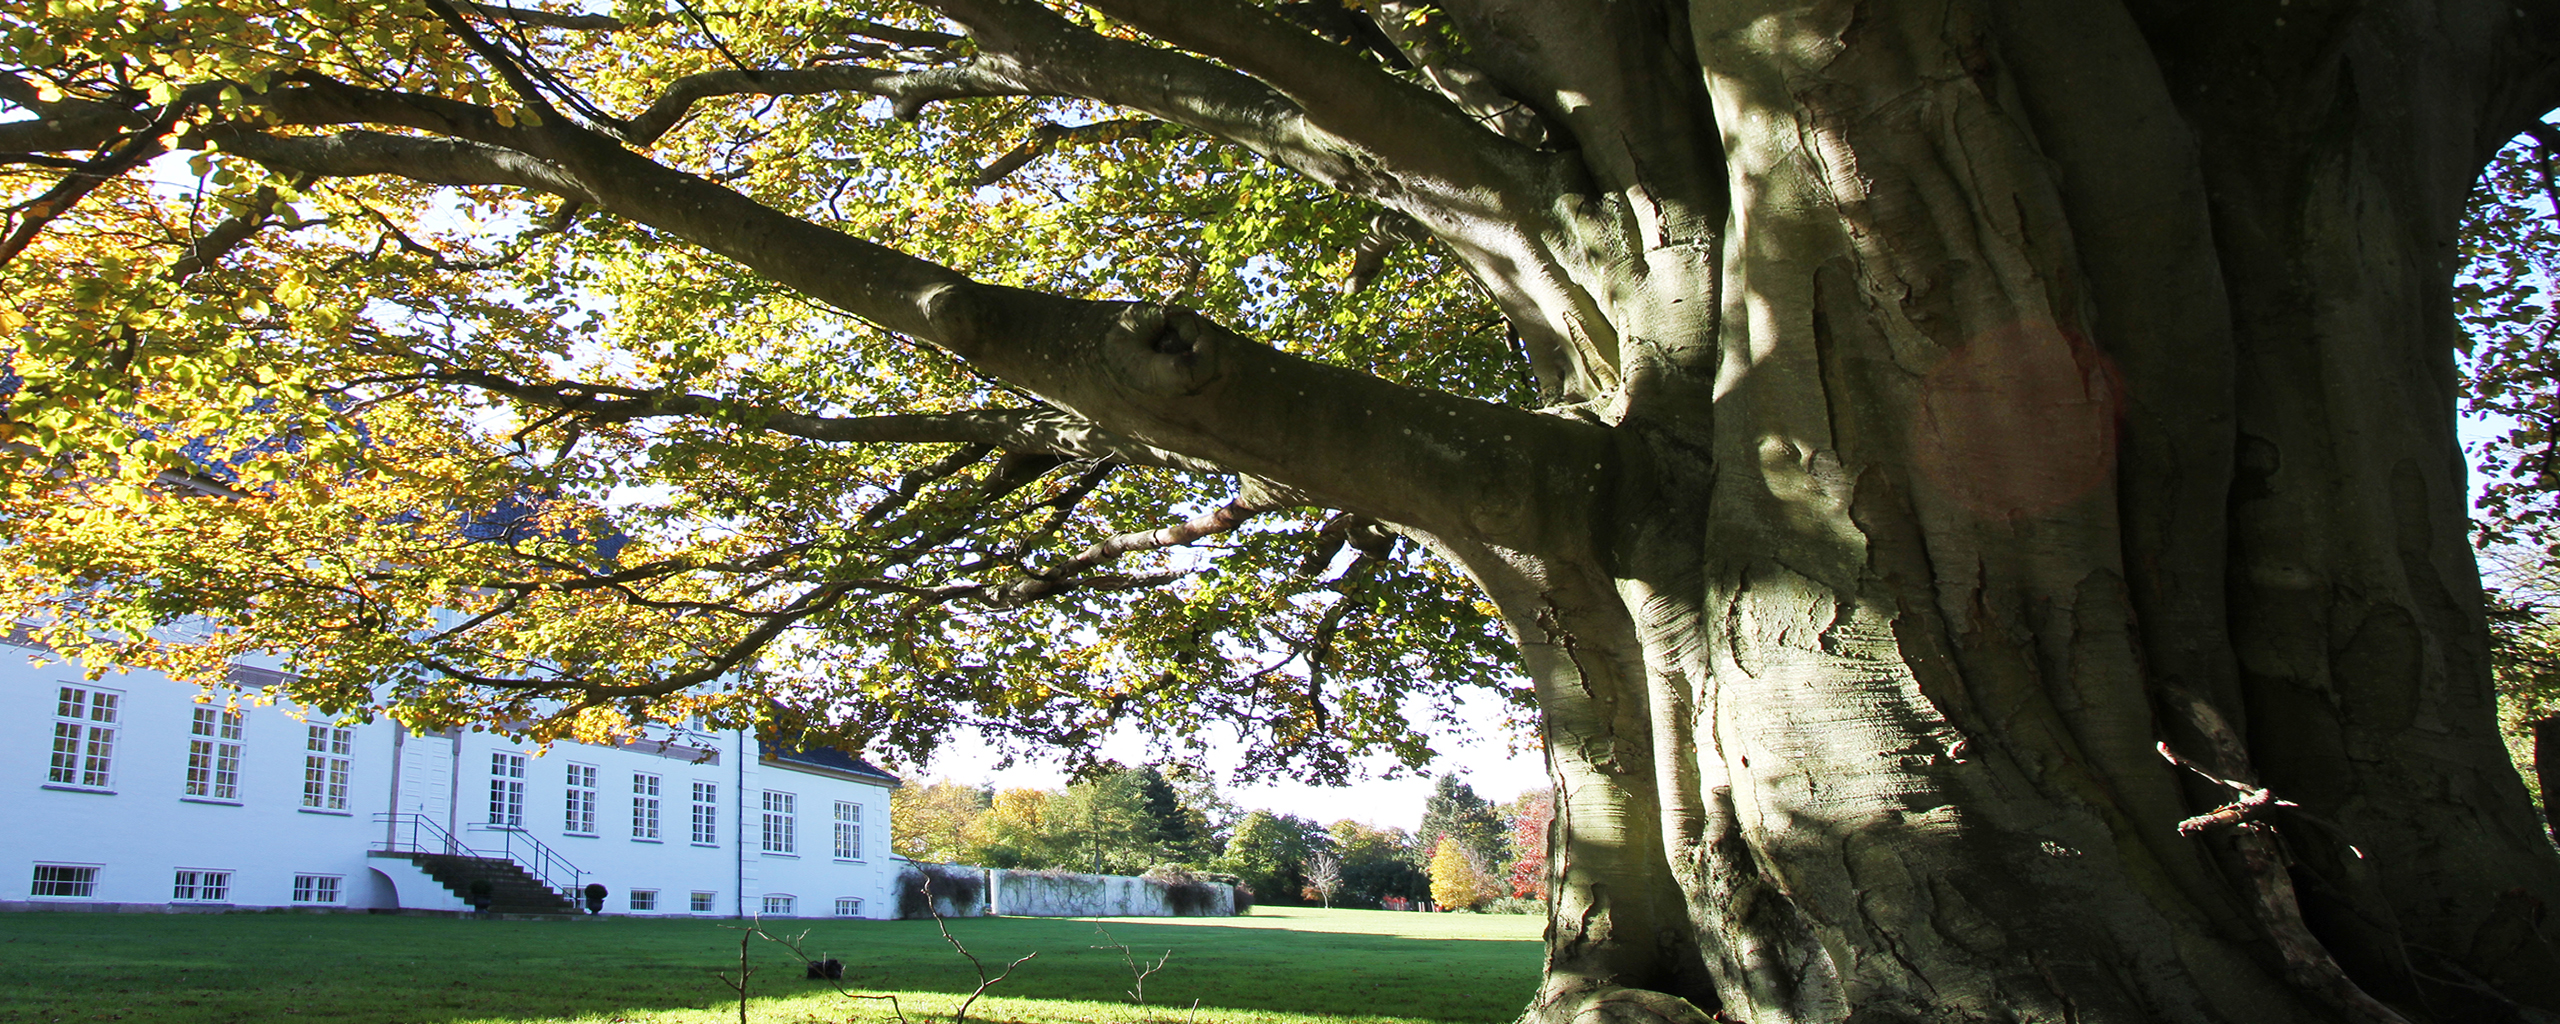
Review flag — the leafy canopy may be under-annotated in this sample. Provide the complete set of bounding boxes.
[2460,118,2560,794]
[0,0,1530,775]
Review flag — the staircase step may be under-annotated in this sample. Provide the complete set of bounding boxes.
[392,850,580,913]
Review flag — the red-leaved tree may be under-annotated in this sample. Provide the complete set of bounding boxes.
[1508,790,1554,900]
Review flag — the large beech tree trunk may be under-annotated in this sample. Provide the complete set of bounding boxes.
[1420,2,2560,1022]
[61,0,2560,1019]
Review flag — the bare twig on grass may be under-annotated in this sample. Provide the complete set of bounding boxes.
[713,917,758,1024]
[749,923,910,1024]
[919,875,1036,1024]
[1088,924,1171,1004]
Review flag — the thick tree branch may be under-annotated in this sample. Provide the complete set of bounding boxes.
[456,1,632,32]
[930,0,1541,208]
[980,485,1291,607]
[419,581,854,699]
[1366,1,1550,147]
[1077,0,1536,187]
[211,129,599,204]
[965,118,1165,187]
[0,103,183,267]
[430,367,1225,471]
[622,63,1037,147]
[2,67,1611,559]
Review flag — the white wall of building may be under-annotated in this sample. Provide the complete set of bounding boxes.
[2,638,900,919]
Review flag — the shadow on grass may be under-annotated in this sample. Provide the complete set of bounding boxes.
[0,910,1540,1024]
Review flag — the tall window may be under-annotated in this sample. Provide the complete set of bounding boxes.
[490,752,526,827]
[172,869,231,902]
[302,725,352,810]
[833,801,862,860]
[761,893,795,917]
[30,865,97,898]
[292,874,341,904]
[184,707,244,800]
[564,763,598,834]
[48,686,119,788]
[631,772,662,840]
[760,791,796,854]
[689,781,718,846]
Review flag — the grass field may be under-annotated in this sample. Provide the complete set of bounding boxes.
[0,908,1541,1024]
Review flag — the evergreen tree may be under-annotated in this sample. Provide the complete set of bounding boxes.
[1131,764,1213,863]
[1417,774,1504,867]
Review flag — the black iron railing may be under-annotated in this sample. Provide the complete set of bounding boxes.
[465,822,585,897]
[373,812,585,898]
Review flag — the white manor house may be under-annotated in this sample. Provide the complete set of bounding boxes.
[2,632,904,918]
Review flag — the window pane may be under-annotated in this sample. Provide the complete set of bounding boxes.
[33,865,98,898]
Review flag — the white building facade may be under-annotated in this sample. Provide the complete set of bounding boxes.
[3,634,903,918]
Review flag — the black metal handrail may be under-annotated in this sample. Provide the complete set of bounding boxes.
[464,822,585,897]
[373,812,586,898]
[375,811,470,857]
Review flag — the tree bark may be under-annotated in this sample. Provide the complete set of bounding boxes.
[1415,1,2560,1021]
[18,0,2560,1019]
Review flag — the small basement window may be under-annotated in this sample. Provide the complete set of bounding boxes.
[291,874,341,904]
[31,864,97,898]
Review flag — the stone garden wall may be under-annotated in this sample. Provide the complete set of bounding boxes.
[984,869,1236,917]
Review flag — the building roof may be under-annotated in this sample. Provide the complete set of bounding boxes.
[758,736,900,786]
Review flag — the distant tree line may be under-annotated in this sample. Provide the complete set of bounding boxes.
[889,766,1554,910]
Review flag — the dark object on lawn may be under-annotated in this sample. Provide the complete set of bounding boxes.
[806,958,844,980]
[467,878,493,913]
[583,883,608,915]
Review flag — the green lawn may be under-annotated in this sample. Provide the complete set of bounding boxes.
[0,908,1541,1024]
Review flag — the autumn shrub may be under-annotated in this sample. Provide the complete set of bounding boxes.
[896,863,986,919]
[1142,865,1221,916]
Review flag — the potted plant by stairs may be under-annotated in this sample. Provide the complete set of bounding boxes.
[583,883,607,915]
[467,878,493,915]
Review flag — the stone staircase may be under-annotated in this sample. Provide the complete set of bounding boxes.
[383,851,580,914]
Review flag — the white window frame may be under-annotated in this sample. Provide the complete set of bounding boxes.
[689,781,718,846]
[48,686,120,789]
[628,888,658,911]
[834,896,863,917]
[185,706,244,801]
[689,891,717,913]
[490,752,527,827]
[760,791,796,855]
[172,868,233,903]
[564,763,599,835]
[833,800,862,861]
[631,772,662,841]
[30,864,99,899]
[761,893,795,917]
[302,724,352,811]
[291,874,342,904]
